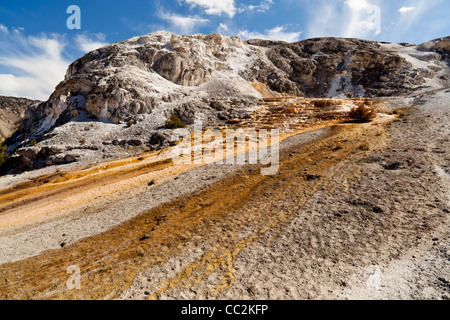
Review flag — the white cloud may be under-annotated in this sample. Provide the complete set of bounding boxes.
[183,0,236,18]
[345,0,371,11]
[238,26,302,42]
[217,23,229,34]
[305,1,341,39]
[304,0,385,40]
[0,29,70,100]
[343,0,381,38]
[398,6,416,14]
[158,10,209,33]
[239,0,274,13]
[0,24,9,34]
[75,33,108,53]
[388,0,445,43]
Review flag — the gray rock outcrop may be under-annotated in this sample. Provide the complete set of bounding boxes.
[5,32,450,172]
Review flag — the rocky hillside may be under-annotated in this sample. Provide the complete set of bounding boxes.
[0,34,449,301]
[5,33,450,171]
[0,96,40,139]
[420,36,450,56]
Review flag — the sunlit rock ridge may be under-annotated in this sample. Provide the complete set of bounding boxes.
[9,32,450,150]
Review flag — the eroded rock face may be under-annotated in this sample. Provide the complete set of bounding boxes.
[14,146,79,170]
[9,33,264,149]
[244,38,425,97]
[420,37,450,57]
[8,32,450,154]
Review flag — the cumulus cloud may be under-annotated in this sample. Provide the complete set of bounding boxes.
[343,0,382,37]
[398,6,416,14]
[0,24,9,34]
[0,28,70,100]
[217,23,229,34]
[158,10,209,33]
[183,0,236,18]
[238,0,274,13]
[75,33,108,53]
[304,1,341,39]
[238,26,302,42]
[304,0,386,40]
[345,0,371,11]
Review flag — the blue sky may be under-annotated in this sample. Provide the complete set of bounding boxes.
[0,0,449,100]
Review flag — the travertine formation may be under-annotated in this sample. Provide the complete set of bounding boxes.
[420,36,450,56]
[6,33,450,170]
[0,33,449,302]
[0,96,40,138]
